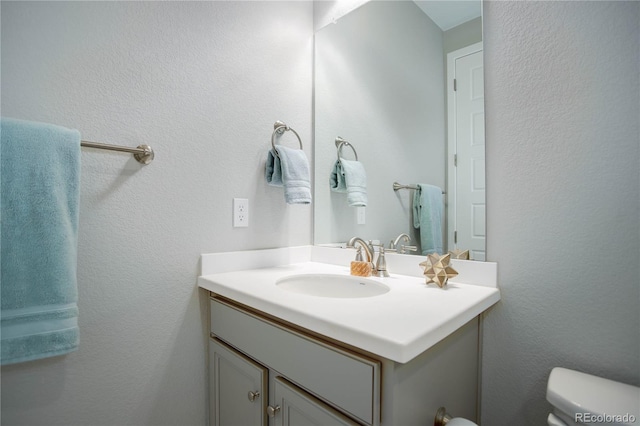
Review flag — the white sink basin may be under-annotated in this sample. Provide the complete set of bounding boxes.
[276,274,390,298]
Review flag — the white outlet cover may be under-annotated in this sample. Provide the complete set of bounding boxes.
[233,198,249,227]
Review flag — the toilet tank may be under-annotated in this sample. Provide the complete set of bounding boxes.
[546,367,640,425]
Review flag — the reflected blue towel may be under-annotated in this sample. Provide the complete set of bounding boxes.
[330,159,367,207]
[1,117,81,365]
[413,184,443,255]
[265,146,312,204]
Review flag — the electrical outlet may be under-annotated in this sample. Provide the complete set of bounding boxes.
[233,198,249,228]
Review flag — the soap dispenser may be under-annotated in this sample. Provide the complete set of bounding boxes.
[350,247,372,277]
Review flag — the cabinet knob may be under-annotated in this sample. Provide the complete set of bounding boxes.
[267,405,281,418]
[247,391,260,402]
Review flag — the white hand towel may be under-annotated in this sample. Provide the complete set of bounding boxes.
[413,184,443,255]
[330,159,367,207]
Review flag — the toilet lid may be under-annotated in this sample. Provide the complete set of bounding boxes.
[547,368,640,424]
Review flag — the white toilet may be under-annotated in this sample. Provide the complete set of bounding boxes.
[547,367,640,426]
[435,367,639,426]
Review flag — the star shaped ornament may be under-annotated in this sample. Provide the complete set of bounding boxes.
[419,253,459,288]
[449,249,470,260]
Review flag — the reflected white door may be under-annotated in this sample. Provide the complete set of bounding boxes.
[447,43,485,261]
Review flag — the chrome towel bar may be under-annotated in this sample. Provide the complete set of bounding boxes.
[81,140,154,165]
[393,182,445,194]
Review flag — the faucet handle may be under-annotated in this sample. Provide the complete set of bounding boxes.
[374,247,390,277]
[369,241,384,249]
[355,246,363,261]
[400,245,418,254]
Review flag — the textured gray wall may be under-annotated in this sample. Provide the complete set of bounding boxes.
[0,2,312,424]
[482,1,639,424]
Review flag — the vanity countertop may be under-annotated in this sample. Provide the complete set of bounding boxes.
[198,246,500,364]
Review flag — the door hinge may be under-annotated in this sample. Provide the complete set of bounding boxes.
[454,231,458,244]
[454,154,458,167]
[453,79,457,91]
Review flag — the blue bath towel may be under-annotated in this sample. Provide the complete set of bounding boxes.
[413,184,443,255]
[1,117,81,365]
[265,146,312,204]
[330,159,367,207]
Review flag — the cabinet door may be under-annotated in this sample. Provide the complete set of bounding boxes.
[211,298,380,425]
[271,377,359,426]
[210,338,267,426]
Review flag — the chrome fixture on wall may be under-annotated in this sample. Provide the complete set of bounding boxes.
[271,120,303,157]
[335,136,358,160]
[81,140,154,164]
[393,182,445,194]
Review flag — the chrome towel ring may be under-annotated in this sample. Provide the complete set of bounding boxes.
[271,121,303,157]
[335,136,358,161]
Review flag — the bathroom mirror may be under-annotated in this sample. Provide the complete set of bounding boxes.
[313,0,486,260]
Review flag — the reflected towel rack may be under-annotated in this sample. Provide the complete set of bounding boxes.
[335,136,358,161]
[393,182,445,194]
[81,140,154,165]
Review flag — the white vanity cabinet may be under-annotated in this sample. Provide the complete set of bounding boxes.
[210,338,358,426]
[208,294,480,426]
[209,296,380,426]
[201,249,498,425]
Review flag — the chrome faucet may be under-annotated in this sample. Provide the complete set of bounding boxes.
[389,233,417,254]
[347,237,390,277]
[389,233,410,250]
[347,237,375,265]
